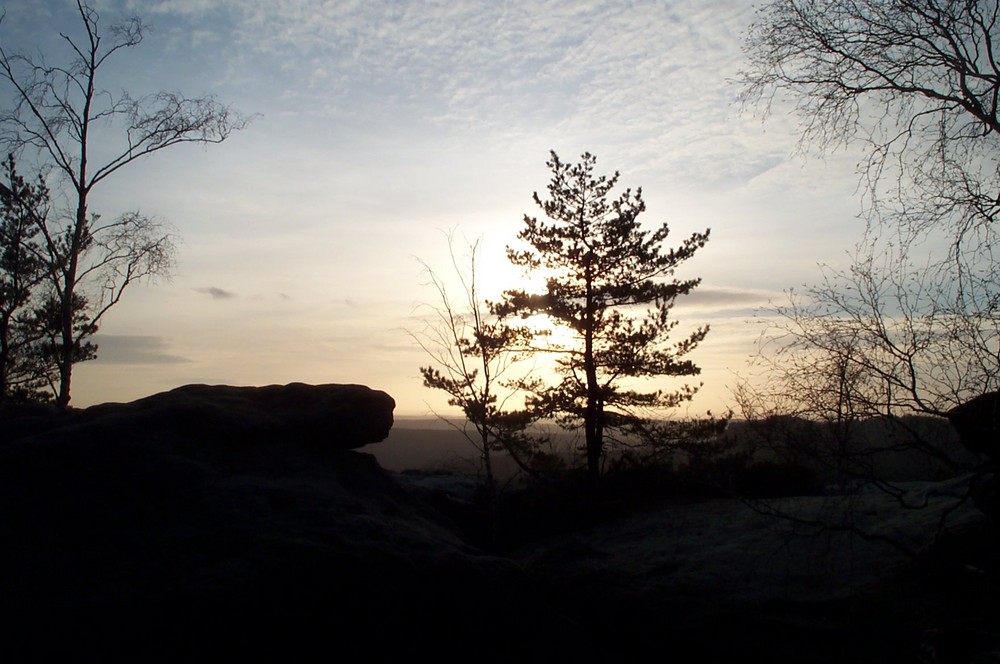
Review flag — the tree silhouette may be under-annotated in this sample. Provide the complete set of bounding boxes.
[0,155,49,401]
[741,0,1000,256]
[501,151,711,486]
[737,1,997,541]
[0,0,246,407]
[413,234,541,534]
[740,0,1000,418]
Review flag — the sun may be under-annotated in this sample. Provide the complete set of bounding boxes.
[521,313,578,350]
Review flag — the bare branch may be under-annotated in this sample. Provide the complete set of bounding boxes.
[0,1,244,406]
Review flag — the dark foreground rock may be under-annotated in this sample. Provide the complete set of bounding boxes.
[5,382,396,449]
[3,383,999,662]
[947,393,1000,519]
[509,488,998,663]
[0,384,583,662]
[948,391,1000,459]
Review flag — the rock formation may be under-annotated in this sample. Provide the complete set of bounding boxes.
[11,382,396,448]
[947,391,1000,459]
[3,383,997,661]
[0,383,581,661]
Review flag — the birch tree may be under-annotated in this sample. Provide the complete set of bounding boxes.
[0,0,246,406]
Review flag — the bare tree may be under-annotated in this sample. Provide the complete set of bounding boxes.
[745,248,999,412]
[33,209,175,399]
[741,0,1000,260]
[726,242,991,559]
[740,0,1000,434]
[0,0,246,407]
[412,233,539,530]
[731,1,1000,560]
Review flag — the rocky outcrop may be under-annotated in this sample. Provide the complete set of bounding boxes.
[946,393,999,520]
[8,382,396,449]
[947,392,1000,459]
[0,383,583,661]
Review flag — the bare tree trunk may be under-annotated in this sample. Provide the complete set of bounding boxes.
[56,286,74,409]
[479,427,499,544]
[55,169,88,409]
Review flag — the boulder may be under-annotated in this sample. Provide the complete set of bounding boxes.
[947,392,1000,459]
[73,382,396,449]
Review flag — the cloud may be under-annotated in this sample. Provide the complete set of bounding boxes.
[195,286,238,300]
[138,0,782,192]
[673,286,780,318]
[90,335,191,365]
[682,287,775,307]
[186,4,751,125]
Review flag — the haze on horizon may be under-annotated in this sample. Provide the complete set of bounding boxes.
[1,0,868,416]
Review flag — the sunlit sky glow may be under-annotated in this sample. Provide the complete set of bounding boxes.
[2,0,869,416]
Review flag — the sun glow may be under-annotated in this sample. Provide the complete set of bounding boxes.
[522,313,578,350]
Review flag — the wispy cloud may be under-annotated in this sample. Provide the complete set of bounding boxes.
[169,0,768,188]
[673,286,779,318]
[91,335,191,365]
[195,286,238,300]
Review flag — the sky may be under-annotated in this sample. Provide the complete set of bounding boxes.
[0,0,869,417]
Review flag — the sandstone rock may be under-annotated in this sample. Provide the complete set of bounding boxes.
[71,382,396,449]
[0,383,585,661]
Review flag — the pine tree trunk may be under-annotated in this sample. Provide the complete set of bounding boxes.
[584,386,603,488]
[584,317,602,487]
[584,256,602,487]
[586,423,601,486]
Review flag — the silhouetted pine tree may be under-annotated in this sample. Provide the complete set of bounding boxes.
[501,151,711,486]
[0,155,50,402]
